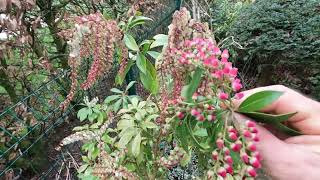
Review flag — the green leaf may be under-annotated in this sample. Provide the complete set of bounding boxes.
[77,108,91,121]
[128,16,153,29]
[240,111,297,124]
[78,164,89,173]
[124,34,139,51]
[126,81,136,92]
[150,34,168,49]
[147,51,161,60]
[104,95,121,104]
[117,119,135,130]
[274,123,302,136]
[141,121,158,130]
[140,60,159,94]
[193,128,208,137]
[136,53,147,74]
[118,129,136,148]
[131,132,142,157]
[125,163,137,172]
[180,151,191,167]
[181,68,203,102]
[176,121,189,151]
[238,91,284,112]
[110,88,123,94]
[113,99,122,112]
[115,60,134,85]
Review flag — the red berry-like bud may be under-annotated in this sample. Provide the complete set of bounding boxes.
[176,112,184,119]
[191,109,200,116]
[224,164,233,174]
[216,139,224,149]
[250,127,258,133]
[212,151,219,161]
[228,132,238,141]
[223,147,230,155]
[240,152,249,163]
[246,166,257,177]
[196,114,205,121]
[217,167,227,178]
[228,126,237,134]
[252,133,260,142]
[231,143,241,152]
[224,155,233,165]
[243,130,252,138]
[250,157,261,168]
[245,120,256,128]
[247,142,257,152]
[252,151,262,161]
[207,114,216,121]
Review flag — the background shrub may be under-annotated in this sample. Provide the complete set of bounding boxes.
[223,0,320,98]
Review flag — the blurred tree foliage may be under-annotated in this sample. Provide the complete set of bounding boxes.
[228,0,320,65]
[0,0,129,105]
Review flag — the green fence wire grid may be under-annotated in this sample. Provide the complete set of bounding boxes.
[0,1,181,179]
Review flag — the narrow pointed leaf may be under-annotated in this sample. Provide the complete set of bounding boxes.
[136,53,147,74]
[131,132,141,157]
[240,111,297,124]
[274,122,302,136]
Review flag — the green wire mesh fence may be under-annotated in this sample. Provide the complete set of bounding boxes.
[0,1,181,179]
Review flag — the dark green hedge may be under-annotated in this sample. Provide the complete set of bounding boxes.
[228,0,320,64]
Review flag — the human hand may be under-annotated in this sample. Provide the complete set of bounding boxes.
[233,85,320,180]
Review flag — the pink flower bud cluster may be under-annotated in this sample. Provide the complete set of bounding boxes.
[207,120,261,178]
[160,147,185,169]
[172,38,244,101]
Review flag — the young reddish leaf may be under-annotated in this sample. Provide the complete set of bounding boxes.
[238,91,284,112]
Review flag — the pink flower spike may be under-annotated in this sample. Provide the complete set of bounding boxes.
[246,120,256,128]
[231,143,241,152]
[223,66,231,74]
[223,147,230,155]
[212,71,223,79]
[176,112,184,119]
[232,82,243,92]
[228,126,237,134]
[213,47,221,55]
[196,114,205,122]
[228,132,238,141]
[219,92,229,100]
[235,92,244,100]
[230,68,238,77]
[252,151,262,161]
[224,155,233,165]
[252,133,260,142]
[221,49,229,59]
[240,152,249,163]
[203,58,211,66]
[217,167,227,178]
[221,57,228,62]
[247,142,257,152]
[212,151,219,161]
[250,127,259,133]
[191,109,200,117]
[224,164,233,175]
[247,166,257,177]
[207,114,216,121]
[250,157,261,168]
[243,130,252,138]
[216,139,224,149]
[210,58,219,67]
